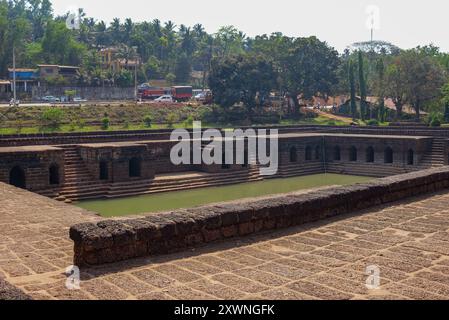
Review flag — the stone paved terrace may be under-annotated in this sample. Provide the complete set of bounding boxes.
[2,182,449,300]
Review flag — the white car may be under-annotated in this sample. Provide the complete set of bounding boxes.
[194,92,206,101]
[73,97,88,102]
[154,95,174,103]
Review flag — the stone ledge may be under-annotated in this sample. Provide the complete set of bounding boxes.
[70,167,449,267]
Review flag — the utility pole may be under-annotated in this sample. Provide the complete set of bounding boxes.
[12,45,17,106]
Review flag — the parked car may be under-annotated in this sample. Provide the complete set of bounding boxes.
[41,96,60,102]
[154,95,174,103]
[73,97,88,102]
[194,92,207,101]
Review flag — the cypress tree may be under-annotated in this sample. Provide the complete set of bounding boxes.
[358,51,367,121]
[349,60,357,120]
[376,57,385,122]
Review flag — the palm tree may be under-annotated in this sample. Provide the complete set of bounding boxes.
[193,23,205,38]
[110,18,121,44]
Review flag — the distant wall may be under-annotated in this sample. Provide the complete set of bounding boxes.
[32,86,135,101]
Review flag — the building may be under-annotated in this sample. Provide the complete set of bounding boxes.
[99,47,141,72]
[7,68,38,93]
[37,65,80,80]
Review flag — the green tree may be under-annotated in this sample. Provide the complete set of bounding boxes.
[214,26,246,58]
[441,82,449,122]
[174,53,191,84]
[41,20,86,66]
[209,54,277,118]
[385,59,407,120]
[348,60,357,119]
[280,37,340,114]
[375,58,386,122]
[358,51,368,120]
[399,50,447,121]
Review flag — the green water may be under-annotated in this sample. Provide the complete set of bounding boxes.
[76,173,372,217]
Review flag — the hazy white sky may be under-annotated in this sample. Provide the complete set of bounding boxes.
[52,0,449,53]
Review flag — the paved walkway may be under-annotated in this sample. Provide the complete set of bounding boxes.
[2,182,449,300]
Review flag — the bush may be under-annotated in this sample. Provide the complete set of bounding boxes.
[69,120,77,131]
[101,117,110,130]
[183,115,194,128]
[143,115,152,128]
[77,118,86,129]
[366,119,379,126]
[430,118,441,127]
[40,108,64,129]
[122,119,130,129]
[428,112,443,127]
[166,113,178,128]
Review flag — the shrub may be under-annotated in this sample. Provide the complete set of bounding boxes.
[430,117,441,127]
[122,119,130,129]
[77,118,86,129]
[183,115,194,128]
[143,115,152,128]
[366,119,379,126]
[101,117,110,130]
[40,108,64,129]
[428,112,443,127]
[166,113,178,128]
[69,120,77,131]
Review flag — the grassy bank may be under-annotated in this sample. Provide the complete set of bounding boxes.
[0,103,353,135]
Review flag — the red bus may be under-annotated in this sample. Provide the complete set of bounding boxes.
[171,86,193,102]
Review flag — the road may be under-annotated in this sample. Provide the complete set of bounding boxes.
[314,110,354,124]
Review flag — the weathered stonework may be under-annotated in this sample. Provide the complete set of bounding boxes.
[70,166,449,267]
[0,146,65,192]
[0,131,436,201]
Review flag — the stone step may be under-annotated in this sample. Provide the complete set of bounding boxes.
[59,188,109,198]
[64,173,93,179]
[64,169,91,174]
[105,176,263,199]
[108,172,258,193]
[63,181,104,188]
[60,185,109,194]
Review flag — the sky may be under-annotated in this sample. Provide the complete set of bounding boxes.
[52,0,449,53]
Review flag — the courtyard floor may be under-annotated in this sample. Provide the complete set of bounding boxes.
[1,183,449,300]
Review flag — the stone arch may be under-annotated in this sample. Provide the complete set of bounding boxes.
[333,146,341,161]
[384,147,394,164]
[315,146,321,160]
[305,146,312,161]
[349,146,358,162]
[366,147,375,163]
[49,163,60,185]
[407,149,414,166]
[129,157,141,177]
[99,161,109,180]
[9,166,26,189]
[289,146,298,163]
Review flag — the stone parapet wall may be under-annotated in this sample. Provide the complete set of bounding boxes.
[3,124,449,148]
[70,166,449,267]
